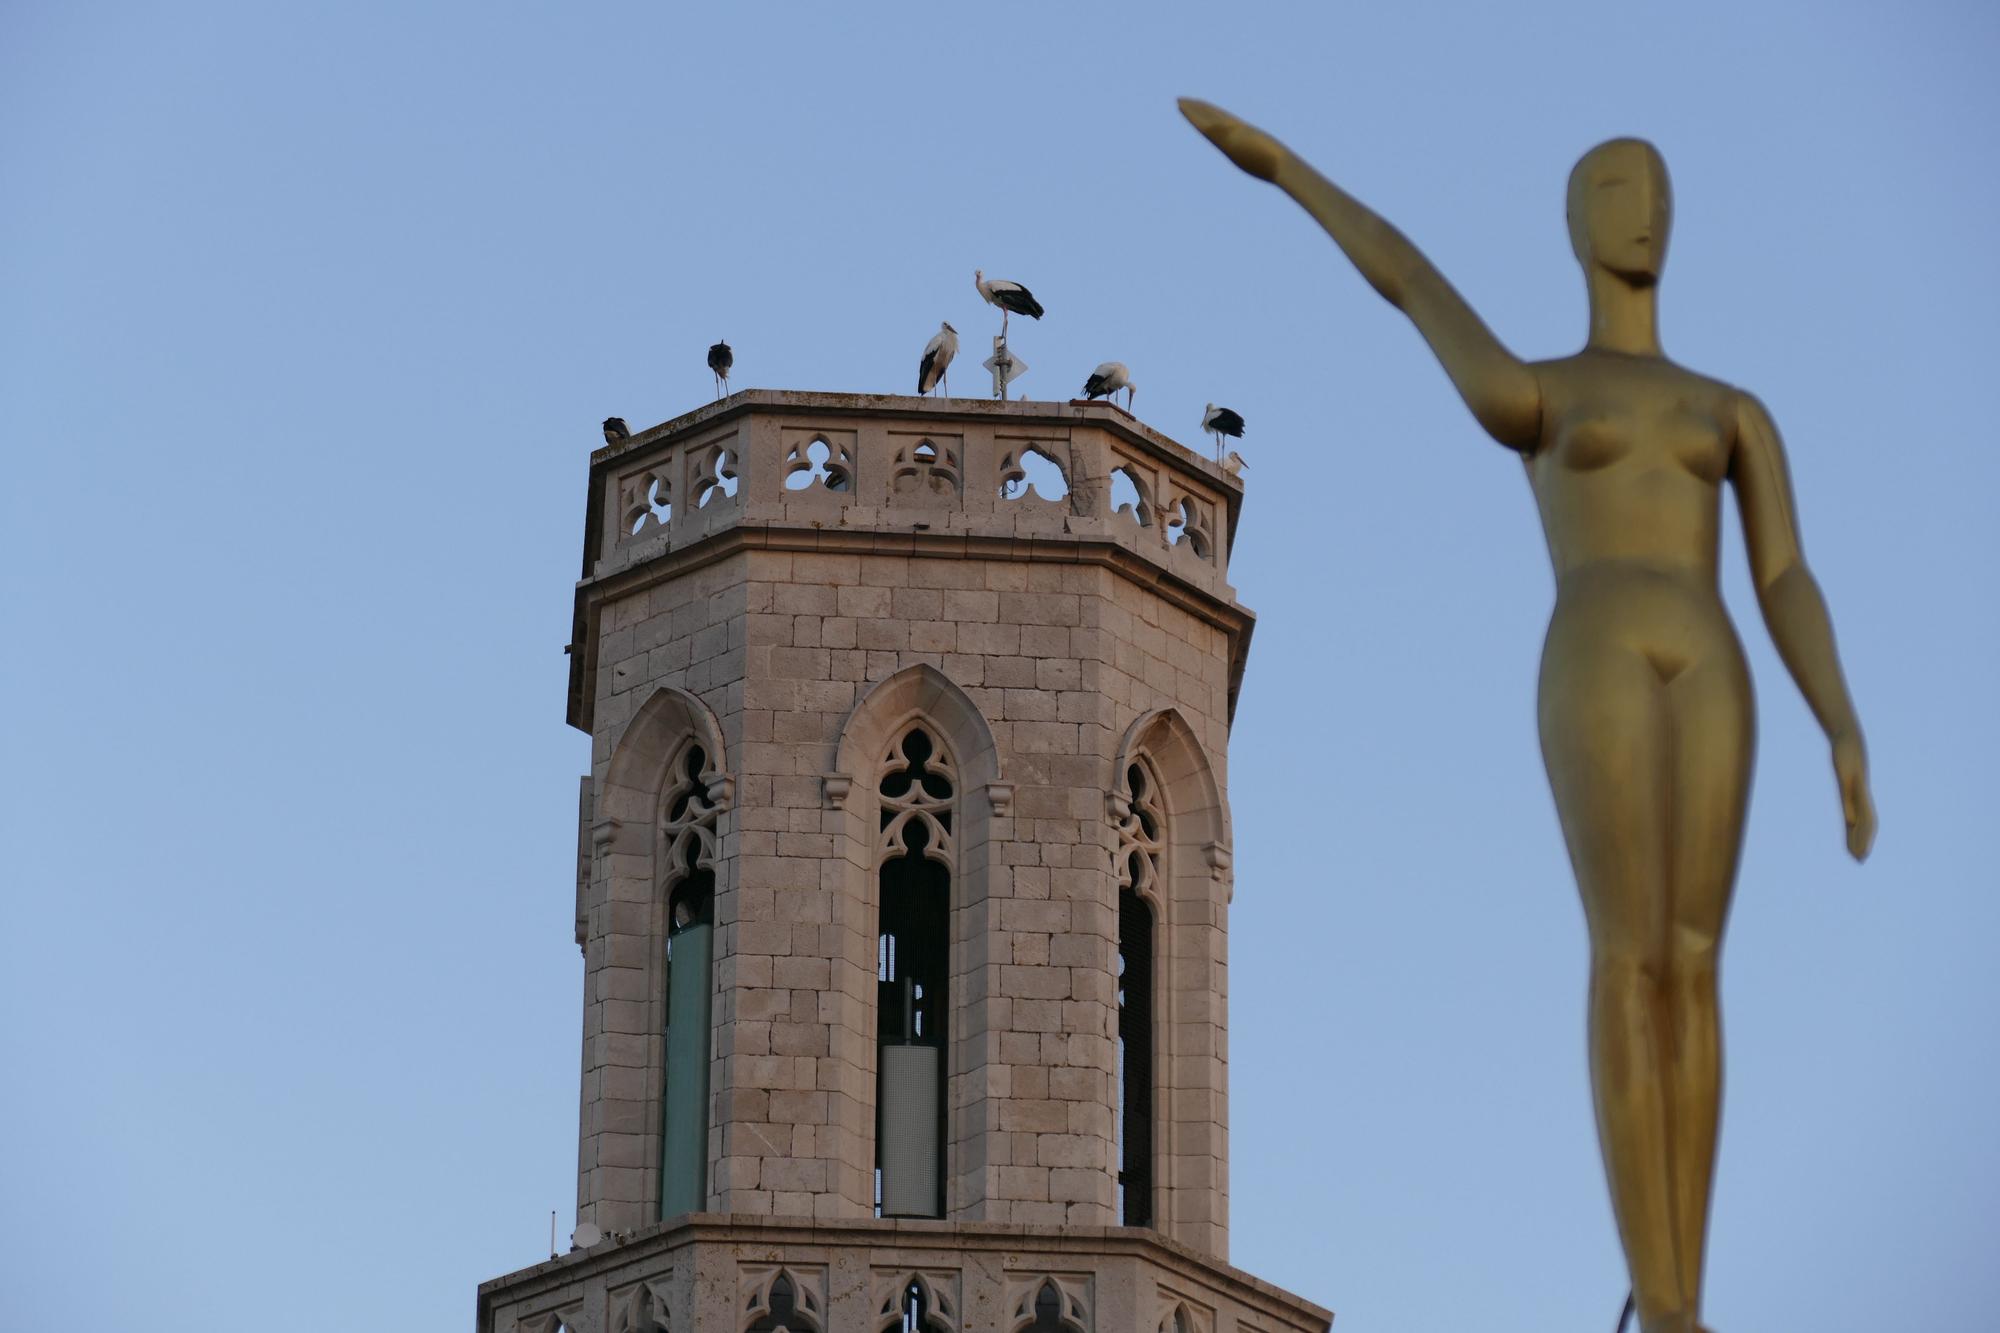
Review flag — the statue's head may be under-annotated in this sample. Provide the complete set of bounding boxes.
[1567,138,1672,286]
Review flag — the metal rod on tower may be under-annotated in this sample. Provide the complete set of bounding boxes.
[984,335,1027,401]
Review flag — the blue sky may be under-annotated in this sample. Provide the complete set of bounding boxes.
[2,2,1994,1329]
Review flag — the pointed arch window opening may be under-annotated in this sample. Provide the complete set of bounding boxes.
[745,1272,822,1333]
[659,738,721,1220]
[875,725,954,1219]
[1018,1280,1089,1332]
[891,1278,952,1333]
[1115,757,1165,1229]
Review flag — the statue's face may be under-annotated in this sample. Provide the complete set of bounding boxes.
[1569,139,1672,286]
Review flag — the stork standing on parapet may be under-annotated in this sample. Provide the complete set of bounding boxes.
[975,270,1044,336]
[707,340,733,398]
[1201,403,1245,460]
[917,322,958,397]
[603,417,630,445]
[1081,361,1136,411]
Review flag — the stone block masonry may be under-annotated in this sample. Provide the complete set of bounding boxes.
[477,392,1328,1331]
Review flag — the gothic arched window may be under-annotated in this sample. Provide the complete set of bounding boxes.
[1114,757,1164,1228]
[875,725,955,1219]
[659,738,719,1218]
[889,1277,953,1332]
[1013,1279,1090,1332]
[744,1272,822,1333]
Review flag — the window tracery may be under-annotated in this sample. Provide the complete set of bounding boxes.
[620,467,673,537]
[1114,759,1165,903]
[518,1308,584,1333]
[878,727,956,867]
[1008,1278,1090,1332]
[784,435,853,493]
[1165,494,1213,559]
[1109,464,1154,528]
[741,1268,823,1333]
[692,444,739,508]
[998,445,1070,502]
[660,738,721,908]
[891,437,962,498]
[610,1279,673,1333]
[876,1271,958,1332]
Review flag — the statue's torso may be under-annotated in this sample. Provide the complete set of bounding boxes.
[1526,352,1751,679]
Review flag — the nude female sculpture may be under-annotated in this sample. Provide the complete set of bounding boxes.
[1178,100,1876,1333]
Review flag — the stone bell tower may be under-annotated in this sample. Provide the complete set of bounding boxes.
[477,392,1330,1333]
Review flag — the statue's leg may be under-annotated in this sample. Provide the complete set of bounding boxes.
[1663,655,1756,1315]
[1538,640,1682,1326]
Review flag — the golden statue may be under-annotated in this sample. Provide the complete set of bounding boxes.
[1178,100,1876,1333]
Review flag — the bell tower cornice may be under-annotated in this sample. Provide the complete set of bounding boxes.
[565,392,1253,735]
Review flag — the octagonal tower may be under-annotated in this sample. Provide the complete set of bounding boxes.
[478,392,1328,1333]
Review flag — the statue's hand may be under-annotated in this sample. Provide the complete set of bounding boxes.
[1833,731,1876,861]
[1178,98,1286,182]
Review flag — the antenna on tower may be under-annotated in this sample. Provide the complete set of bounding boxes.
[549,1210,557,1260]
[984,335,1027,401]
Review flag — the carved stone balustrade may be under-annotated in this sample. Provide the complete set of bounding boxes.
[477,1214,1330,1333]
[570,392,1247,733]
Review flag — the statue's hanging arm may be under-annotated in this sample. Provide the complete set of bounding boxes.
[1731,391,1876,859]
[1178,98,1541,451]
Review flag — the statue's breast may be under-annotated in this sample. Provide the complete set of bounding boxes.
[1553,412,1633,472]
[1664,404,1731,484]
[1550,400,1729,484]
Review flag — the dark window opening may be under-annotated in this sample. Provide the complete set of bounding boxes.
[659,741,716,1221]
[895,1280,950,1333]
[876,727,951,1219]
[1023,1281,1076,1332]
[667,856,713,944]
[746,1274,816,1333]
[1117,888,1155,1228]
[877,848,947,1043]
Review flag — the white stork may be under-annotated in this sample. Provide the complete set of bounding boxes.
[917,322,958,397]
[602,417,630,445]
[1081,361,1136,411]
[1221,450,1247,478]
[707,340,733,398]
[975,270,1044,335]
[1201,403,1245,459]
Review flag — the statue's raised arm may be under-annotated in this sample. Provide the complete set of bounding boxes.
[1184,96,1878,1333]
[1179,98,1541,451]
